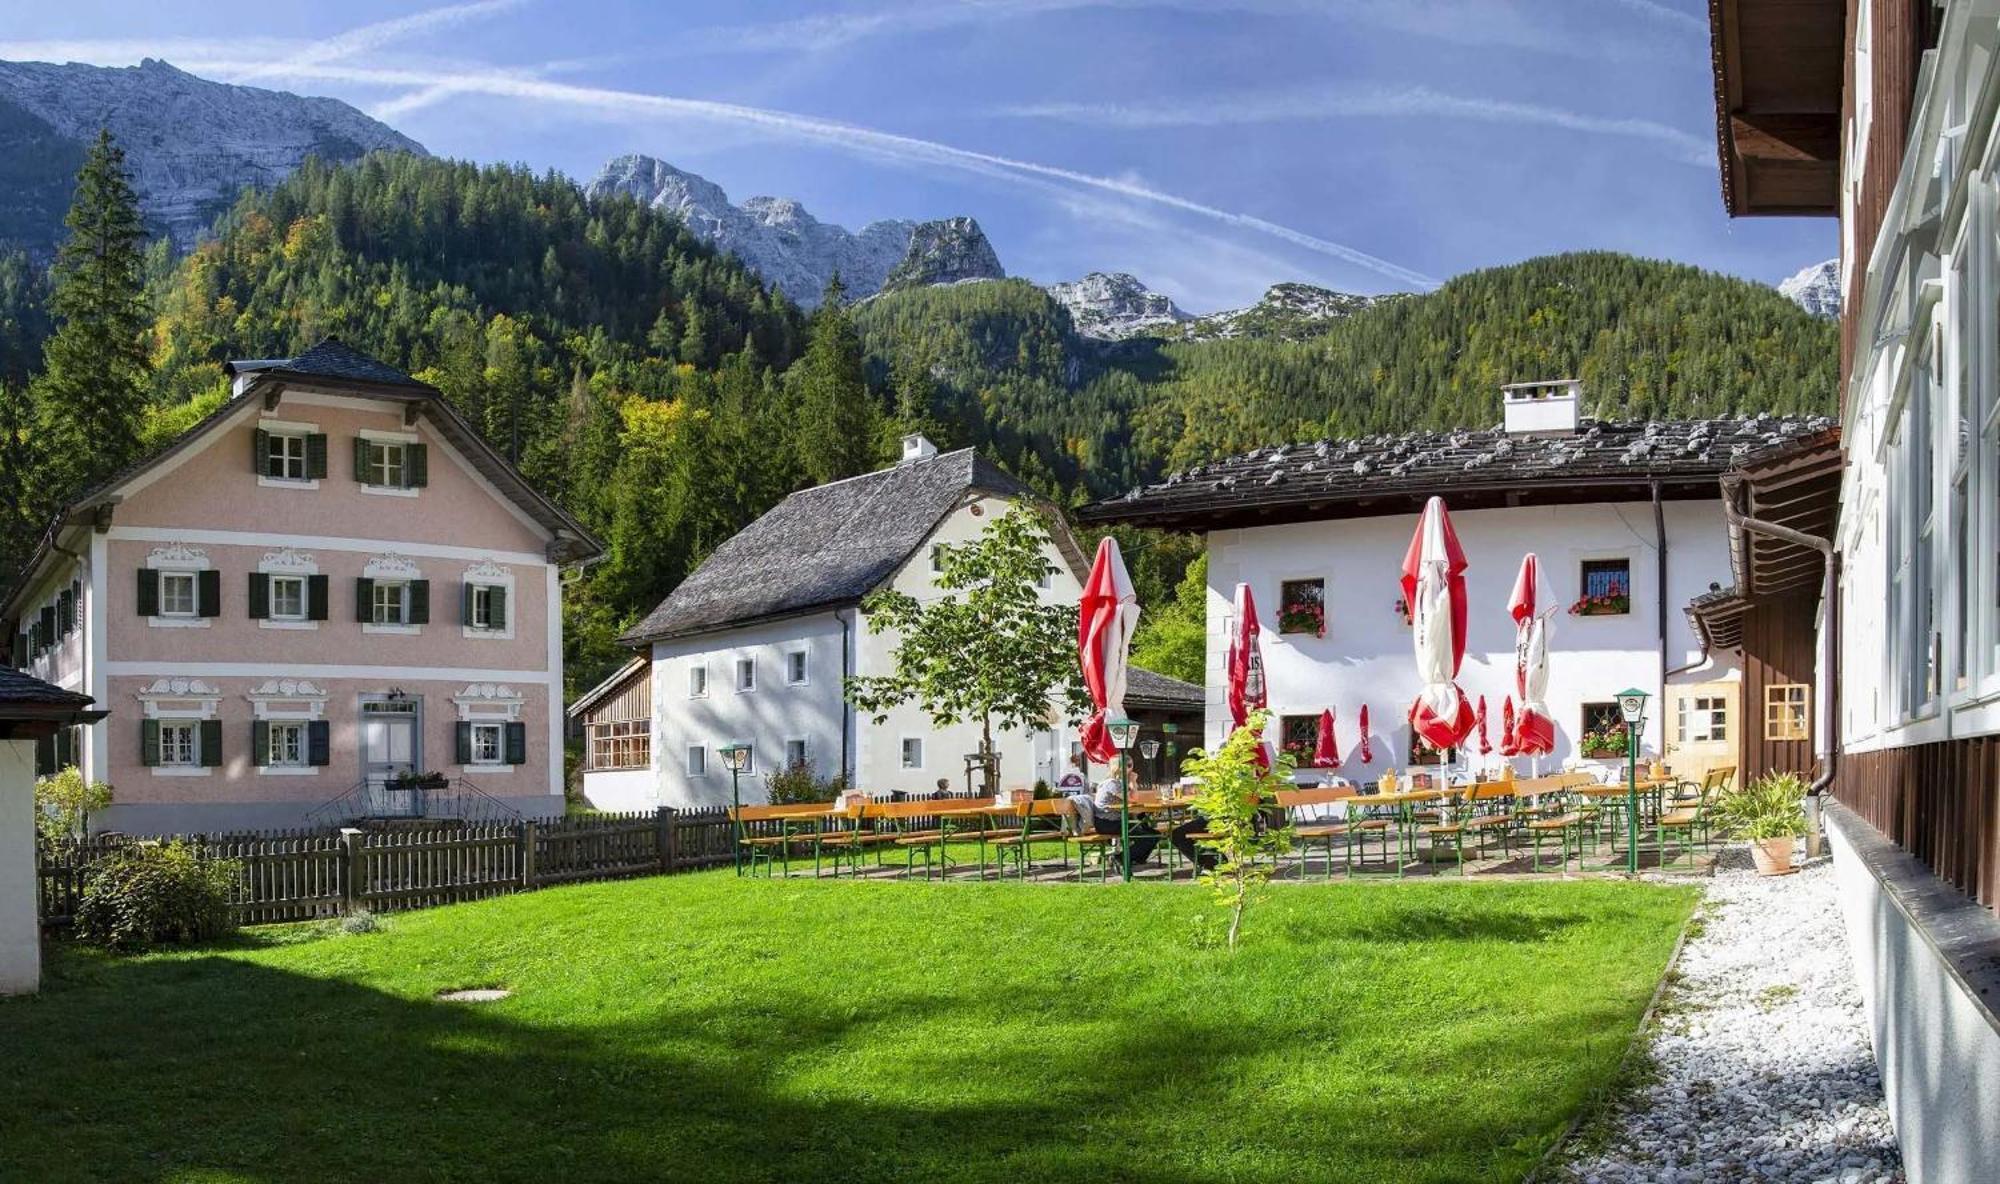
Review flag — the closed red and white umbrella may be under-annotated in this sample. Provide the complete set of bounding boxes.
[1314,707,1340,769]
[1508,554,1556,757]
[1500,696,1518,756]
[1475,695,1492,757]
[1402,497,1476,752]
[1078,537,1140,763]
[1226,582,1270,766]
[1357,703,1373,764]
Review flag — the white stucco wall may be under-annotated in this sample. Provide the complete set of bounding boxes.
[578,767,658,814]
[0,737,41,995]
[1206,498,1738,777]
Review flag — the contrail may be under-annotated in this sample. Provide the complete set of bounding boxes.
[173,59,1441,289]
[227,0,529,83]
[1602,0,1707,35]
[1004,84,1716,167]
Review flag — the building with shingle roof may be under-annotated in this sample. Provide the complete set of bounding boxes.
[581,435,1196,811]
[1081,381,1823,784]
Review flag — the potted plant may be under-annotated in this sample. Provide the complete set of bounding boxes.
[391,769,450,792]
[1579,728,1628,759]
[1714,772,1808,875]
[1568,591,1631,617]
[1277,598,1325,637]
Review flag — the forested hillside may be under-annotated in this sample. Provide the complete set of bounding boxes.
[0,148,1840,696]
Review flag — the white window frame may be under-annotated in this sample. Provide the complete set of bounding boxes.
[158,570,198,619]
[686,744,707,777]
[1675,695,1728,744]
[735,657,756,693]
[269,574,307,622]
[257,548,319,632]
[784,738,809,769]
[901,736,924,770]
[470,585,499,629]
[159,720,199,768]
[469,722,505,766]
[785,647,809,687]
[688,664,709,699]
[371,441,407,489]
[372,580,409,626]
[257,418,320,489]
[268,721,308,769]
[459,559,516,640]
[357,429,420,498]
[246,678,328,776]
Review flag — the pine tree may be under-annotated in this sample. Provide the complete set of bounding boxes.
[878,349,949,461]
[36,129,151,499]
[790,275,876,485]
[0,379,45,566]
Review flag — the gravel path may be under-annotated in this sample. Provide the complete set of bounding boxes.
[1556,848,1903,1184]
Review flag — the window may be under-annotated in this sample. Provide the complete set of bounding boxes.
[370,441,407,488]
[736,657,756,693]
[587,720,650,771]
[1898,330,1941,715]
[688,664,708,698]
[901,737,924,769]
[687,745,708,776]
[469,585,502,630]
[785,649,808,686]
[160,571,197,617]
[1405,730,1452,766]
[1575,559,1631,616]
[373,582,408,625]
[930,544,945,574]
[1765,684,1811,741]
[1278,714,1320,766]
[470,723,504,765]
[1676,696,1729,744]
[160,722,197,767]
[784,738,808,768]
[1277,578,1326,637]
[1580,701,1626,757]
[270,575,306,621]
[266,432,308,481]
[268,722,307,767]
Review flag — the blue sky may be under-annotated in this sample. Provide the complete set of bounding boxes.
[3,0,1834,313]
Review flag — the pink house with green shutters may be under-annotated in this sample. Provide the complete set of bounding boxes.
[2,340,601,833]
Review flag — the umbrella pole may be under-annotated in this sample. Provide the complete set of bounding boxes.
[1120,749,1133,883]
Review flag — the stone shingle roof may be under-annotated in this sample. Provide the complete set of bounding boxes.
[225,338,435,391]
[1124,666,1204,711]
[622,449,1048,645]
[0,668,95,710]
[1077,414,1836,530]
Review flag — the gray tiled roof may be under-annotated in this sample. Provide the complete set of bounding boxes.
[1078,413,1837,529]
[226,338,434,390]
[0,668,96,710]
[1124,666,1204,710]
[621,449,1039,645]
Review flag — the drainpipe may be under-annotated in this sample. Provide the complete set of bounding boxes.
[839,607,854,785]
[1723,479,1840,796]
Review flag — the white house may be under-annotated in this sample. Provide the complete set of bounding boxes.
[576,437,1156,811]
[1082,382,1832,782]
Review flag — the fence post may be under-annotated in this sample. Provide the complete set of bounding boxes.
[520,820,539,889]
[657,806,677,873]
[339,827,364,912]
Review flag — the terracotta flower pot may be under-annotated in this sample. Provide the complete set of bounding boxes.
[1749,837,1796,876]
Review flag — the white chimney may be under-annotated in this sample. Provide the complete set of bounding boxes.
[1501,379,1582,435]
[901,433,939,463]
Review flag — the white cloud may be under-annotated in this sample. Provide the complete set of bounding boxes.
[224,0,530,84]
[1602,0,1707,36]
[1003,84,1716,167]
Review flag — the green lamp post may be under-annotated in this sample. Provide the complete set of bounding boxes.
[1615,688,1650,875]
[1108,716,1140,882]
[720,741,751,876]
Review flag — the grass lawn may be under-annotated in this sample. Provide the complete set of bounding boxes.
[1,874,1695,1184]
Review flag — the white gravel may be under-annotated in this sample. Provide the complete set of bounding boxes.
[1557,847,1903,1184]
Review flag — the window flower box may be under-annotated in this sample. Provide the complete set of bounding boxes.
[1568,592,1631,617]
[1278,578,1326,638]
[1579,729,1628,759]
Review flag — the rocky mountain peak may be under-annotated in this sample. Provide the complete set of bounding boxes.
[1048,272,1191,340]
[585,155,1001,307]
[0,57,425,254]
[1778,258,1840,318]
[881,217,1005,291]
[1180,282,1381,341]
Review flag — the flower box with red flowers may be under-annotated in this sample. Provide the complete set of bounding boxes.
[1567,591,1630,617]
[1277,578,1326,637]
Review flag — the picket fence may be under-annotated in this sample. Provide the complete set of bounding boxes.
[36,808,736,929]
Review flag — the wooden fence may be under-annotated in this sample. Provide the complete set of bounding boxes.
[36,808,736,930]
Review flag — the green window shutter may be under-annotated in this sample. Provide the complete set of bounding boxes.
[407,443,428,487]
[199,719,222,767]
[247,572,269,619]
[55,725,72,770]
[252,720,270,767]
[408,579,430,625]
[307,574,329,621]
[461,581,475,626]
[490,585,507,631]
[57,589,73,636]
[14,632,26,670]
[353,437,372,483]
[136,568,159,616]
[504,721,527,766]
[34,732,54,777]
[253,428,269,475]
[39,606,55,644]
[455,721,473,764]
[355,578,374,623]
[308,720,330,767]
[306,432,328,479]
[140,719,160,767]
[197,569,221,618]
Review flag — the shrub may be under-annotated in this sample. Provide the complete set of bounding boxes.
[74,841,239,952]
[1183,710,1295,950]
[34,766,112,841]
[765,760,848,805]
[341,908,381,935]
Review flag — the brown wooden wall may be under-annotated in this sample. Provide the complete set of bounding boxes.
[1841,0,1937,383]
[579,663,651,725]
[1838,739,2000,916]
[1738,592,1820,782]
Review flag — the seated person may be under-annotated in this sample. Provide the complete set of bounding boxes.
[1093,774,1161,865]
